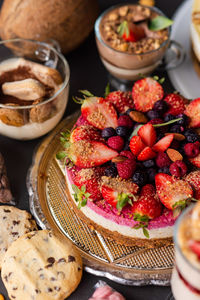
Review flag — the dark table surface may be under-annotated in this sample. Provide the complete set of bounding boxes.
[0,0,185,299]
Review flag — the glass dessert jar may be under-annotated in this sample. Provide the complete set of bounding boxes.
[171,203,200,300]
[95,4,184,89]
[0,38,70,140]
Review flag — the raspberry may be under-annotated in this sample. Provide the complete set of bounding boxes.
[169,160,188,177]
[155,152,171,168]
[120,150,135,159]
[148,118,163,125]
[118,115,133,128]
[184,142,200,158]
[107,136,124,151]
[117,158,136,179]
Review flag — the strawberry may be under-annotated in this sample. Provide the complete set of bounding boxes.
[129,136,145,156]
[74,167,104,201]
[152,134,174,152]
[81,97,118,129]
[67,140,118,168]
[101,176,139,211]
[164,93,185,116]
[132,78,164,112]
[188,240,200,258]
[117,21,145,42]
[132,184,162,238]
[132,185,162,219]
[138,123,157,147]
[106,91,134,113]
[137,146,156,161]
[185,171,200,200]
[185,98,200,128]
[189,153,200,168]
[155,173,193,210]
[70,125,102,143]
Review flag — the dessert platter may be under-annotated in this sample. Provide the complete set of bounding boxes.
[28,74,200,285]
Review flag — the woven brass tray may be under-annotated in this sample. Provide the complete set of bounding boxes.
[27,111,174,286]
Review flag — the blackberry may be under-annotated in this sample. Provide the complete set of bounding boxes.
[153,100,168,115]
[143,159,155,168]
[116,126,129,137]
[158,166,170,174]
[147,168,157,183]
[184,129,199,143]
[146,110,160,120]
[101,127,116,139]
[170,124,184,133]
[164,114,175,122]
[105,166,118,177]
[176,114,188,126]
[132,170,147,187]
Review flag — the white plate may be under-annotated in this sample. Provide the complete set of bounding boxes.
[168,0,200,99]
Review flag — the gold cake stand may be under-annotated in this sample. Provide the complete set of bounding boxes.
[27,111,174,286]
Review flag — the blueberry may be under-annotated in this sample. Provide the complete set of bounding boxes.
[147,168,157,183]
[116,126,129,137]
[101,127,116,139]
[123,141,130,151]
[132,170,147,187]
[164,114,175,122]
[126,108,134,115]
[170,124,184,133]
[184,129,199,143]
[146,110,160,120]
[176,114,188,126]
[105,166,118,177]
[158,166,170,174]
[143,160,155,168]
[156,133,164,141]
[153,100,168,115]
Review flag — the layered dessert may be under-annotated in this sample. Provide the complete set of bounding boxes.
[58,77,200,247]
[0,57,69,140]
[95,4,172,80]
[171,202,200,299]
[191,0,200,62]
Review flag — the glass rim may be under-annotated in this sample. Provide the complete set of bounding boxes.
[94,3,170,57]
[173,204,200,273]
[0,38,70,110]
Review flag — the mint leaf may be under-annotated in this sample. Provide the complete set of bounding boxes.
[104,83,110,98]
[149,16,173,31]
[72,184,80,194]
[143,227,150,239]
[56,151,67,160]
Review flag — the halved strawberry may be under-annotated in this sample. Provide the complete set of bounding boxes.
[118,21,145,42]
[185,98,200,128]
[106,91,134,113]
[188,240,200,259]
[164,93,185,116]
[101,176,139,210]
[138,123,157,147]
[132,78,164,112]
[132,184,162,238]
[132,185,162,219]
[185,171,200,200]
[68,140,118,168]
[129,136,145,156]
[152,134,174,152]
[137,146,156,161]
[81,97,118,129]
[189,153,200,168]
[155,173,193,210]
[70,125,103,143]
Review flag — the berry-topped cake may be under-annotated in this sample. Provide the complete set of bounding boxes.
[57,77,200,248]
